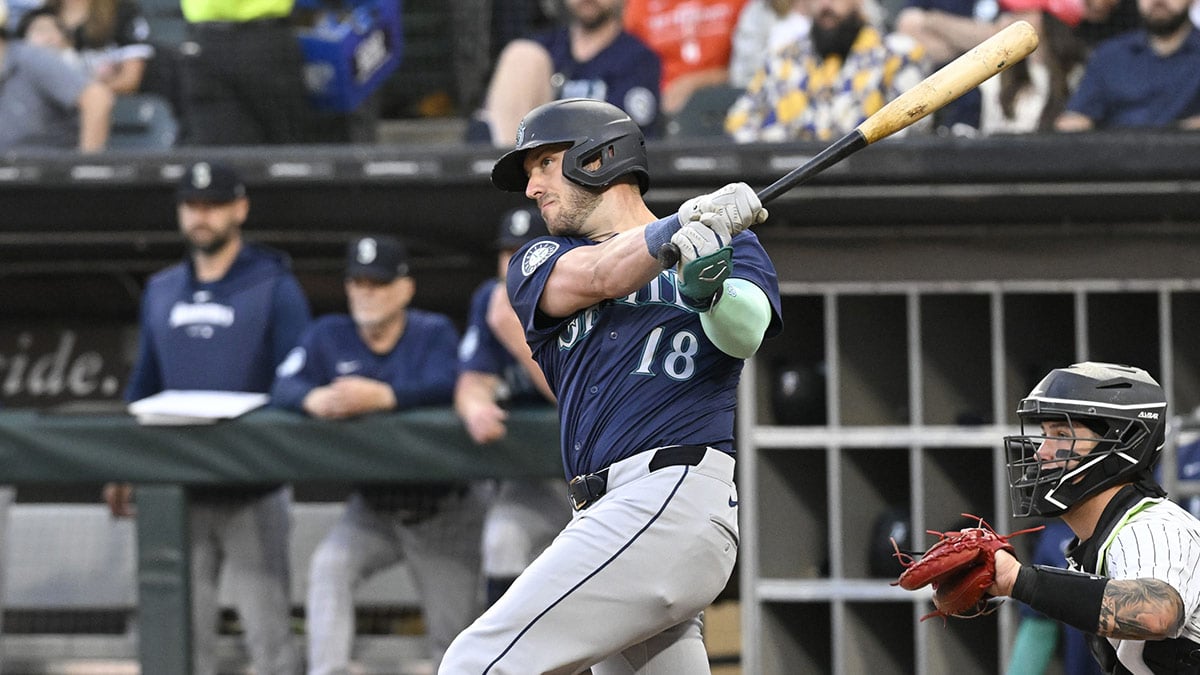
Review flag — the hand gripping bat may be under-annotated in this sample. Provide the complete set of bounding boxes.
[657,20,1040,268]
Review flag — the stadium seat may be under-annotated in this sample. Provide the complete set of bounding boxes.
[666,84,743,139]
[108,93,179,149]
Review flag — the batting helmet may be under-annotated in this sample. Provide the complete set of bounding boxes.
[491,98,649,194]
[1004,362,1166,517]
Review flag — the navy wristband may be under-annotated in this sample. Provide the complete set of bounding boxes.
[644,214,682,258]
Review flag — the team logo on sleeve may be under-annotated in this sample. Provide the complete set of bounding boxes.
[276,347,306,378]
[521,241,559,277]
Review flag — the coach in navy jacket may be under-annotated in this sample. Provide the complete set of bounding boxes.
[117,161,309,675]
[272,235,486,672]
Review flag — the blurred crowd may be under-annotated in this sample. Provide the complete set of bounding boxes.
[1,0,1198,155]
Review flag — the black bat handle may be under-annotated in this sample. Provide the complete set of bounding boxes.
[656,130,869,268]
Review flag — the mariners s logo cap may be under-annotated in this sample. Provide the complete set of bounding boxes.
[346,235,409,282]
[176,161,246,203]
[496,206,549,250]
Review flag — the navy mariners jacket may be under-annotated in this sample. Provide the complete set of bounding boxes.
[125,243,311,402]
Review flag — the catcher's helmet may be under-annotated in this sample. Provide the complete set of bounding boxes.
[1004,362,1166,517]
[491,98,649,194]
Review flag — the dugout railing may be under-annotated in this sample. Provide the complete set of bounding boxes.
[0,407,560,674]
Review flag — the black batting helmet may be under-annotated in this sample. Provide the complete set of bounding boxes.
[491,98,649,194]
[1004,362,1166,517]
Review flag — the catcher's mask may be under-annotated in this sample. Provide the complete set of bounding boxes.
[491,98,649,195]
[1004,361,1166,518]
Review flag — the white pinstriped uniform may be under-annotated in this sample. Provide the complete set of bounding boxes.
[1083,497,1200,660]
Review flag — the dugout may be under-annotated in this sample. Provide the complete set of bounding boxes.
[2,129,1200,674]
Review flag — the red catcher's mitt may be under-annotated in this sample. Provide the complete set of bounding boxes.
[890,514,1043,622]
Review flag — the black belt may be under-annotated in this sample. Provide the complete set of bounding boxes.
[567,445,709,511]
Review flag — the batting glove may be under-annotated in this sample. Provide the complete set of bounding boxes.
[671,219,732,310]
[677,182,769,236]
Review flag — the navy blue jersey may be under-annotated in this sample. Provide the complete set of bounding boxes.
[1067,27,1200,129]
[458,278,548,406]
[271,309,459,412]
[508,230,782,479]
[533,27,663,137]
[125,243,311,401]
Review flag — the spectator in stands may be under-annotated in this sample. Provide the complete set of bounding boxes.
[1075,0,1139,49]
[1055,0,1200,130]
[895,0,1001,64]
[451,0,557,117]
[455,207,569,608]
[725,0,931,142]
[177,0,312,144]
[977,0,1088,134]
[624,0,748,116]
[894,0,1005,132]
[729,0,812,88]
[15,6,75,51]
[116,161,308,675]
[466,0,662,145]
[271,235,486,673]
[49,0,153,95]
[3,0,41,32]
[0,0,114,153]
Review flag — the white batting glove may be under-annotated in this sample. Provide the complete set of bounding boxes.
[670,219,725,267]
[676,182,769,235]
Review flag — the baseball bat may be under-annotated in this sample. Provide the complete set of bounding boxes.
[657,19,1039,267]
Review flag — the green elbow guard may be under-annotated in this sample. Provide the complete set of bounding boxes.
[700,278,771,359]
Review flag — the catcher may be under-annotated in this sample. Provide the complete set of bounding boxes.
[895,362,1200,674]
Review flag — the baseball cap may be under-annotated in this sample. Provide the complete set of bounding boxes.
[176,161,246,203]
[345,235,409,282]
[495,206,549,250]
[999,0,1084,26]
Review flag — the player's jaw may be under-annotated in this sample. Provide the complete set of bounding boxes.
[178,202,241,256]
[347,278,409,332]
[181,220,236,256]
[538,186,601,239]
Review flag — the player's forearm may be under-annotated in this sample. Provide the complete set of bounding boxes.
[1007,562,1184,640]
[454,372,500,419]
[542,222,667,316]
[595,223,672,295]
[486,288,556,401]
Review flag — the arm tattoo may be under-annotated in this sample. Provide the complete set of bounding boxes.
[1097,579,1185,640]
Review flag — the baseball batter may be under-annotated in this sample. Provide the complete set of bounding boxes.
[991,362,1200,673]
[439,98,781,674]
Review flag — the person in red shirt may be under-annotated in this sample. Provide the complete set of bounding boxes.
[624,0,749,115]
